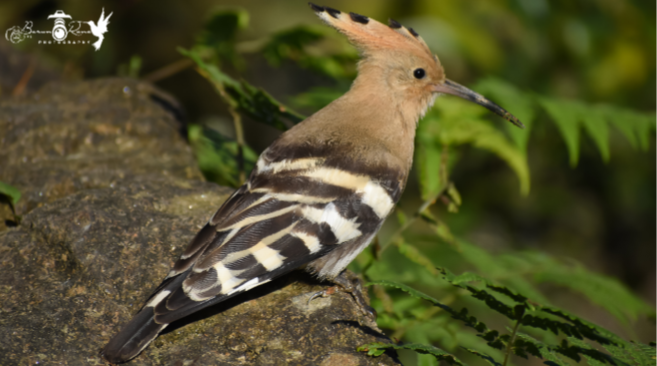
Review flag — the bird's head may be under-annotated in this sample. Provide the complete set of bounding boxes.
[309,3,523,128]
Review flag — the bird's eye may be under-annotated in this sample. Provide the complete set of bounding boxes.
[413,68,426,79]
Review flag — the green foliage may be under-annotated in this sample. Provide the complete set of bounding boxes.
[117,55,142,78]
[476,78,656,167]
[420,97,531,195]
[175,8,655,366]
[533,263,653,327]
[260,25,357,79]
[0,181,21,207]
[358,342,466,365]
[188,124,257,187]
[0,181,21,224]
[180,47,303,131]
[363,270,653,366]
[197,9,249,67]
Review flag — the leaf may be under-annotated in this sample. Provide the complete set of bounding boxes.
[261,26,323,65]
[180,47,305,131]
[366,280,442,306]
[566,337,632,366]
[358,342,467,365]
[437,266,625,348]
[396,209,408,227]
[448,243,548,304]
[446,183,462,206]
[396,240,440,275]
[536,306,619,345]
[634,113,656,150]
[605,106,656,151]
[514,333,569,365]
[534,263,654,327]
[620,341,657,366]
[474,77,535,155]
[425,98,530,195]
[420,209,456,244]
[539,97,581,167]
[463,347,503,366]
[415,139,445,201]
[0,181,21,207]
[368,280,491,333]
[290,86,345,110]
[117,55,142,78]
[188,124,257,187]
[198,9,249,66]
[579,103,611,162]
[261,25,357,78]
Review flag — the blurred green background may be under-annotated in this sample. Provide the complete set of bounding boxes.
[1,0,654,364]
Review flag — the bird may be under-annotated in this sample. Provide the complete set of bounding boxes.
[101,3,523,363]
[87,8,112,51]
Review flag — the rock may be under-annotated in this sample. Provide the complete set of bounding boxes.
[0,78,399,365]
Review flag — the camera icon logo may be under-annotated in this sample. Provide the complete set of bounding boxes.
[47,10,72,41]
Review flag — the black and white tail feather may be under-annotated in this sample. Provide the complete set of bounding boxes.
[100,141,403,362]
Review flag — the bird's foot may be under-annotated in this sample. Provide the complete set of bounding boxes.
[308,271,377,324]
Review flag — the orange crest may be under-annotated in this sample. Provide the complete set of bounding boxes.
[309,3,436,63]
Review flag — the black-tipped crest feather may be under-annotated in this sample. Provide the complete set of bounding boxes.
[388,19,402,29]
[349,12,369,24]
[324,6,341,18]
[308,2,324,12]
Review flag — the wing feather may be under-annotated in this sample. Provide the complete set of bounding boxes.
[103,145,402,362]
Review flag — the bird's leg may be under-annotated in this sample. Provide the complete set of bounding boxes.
[309,271,377,321]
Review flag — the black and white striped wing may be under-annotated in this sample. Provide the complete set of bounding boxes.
[102,150,401,362]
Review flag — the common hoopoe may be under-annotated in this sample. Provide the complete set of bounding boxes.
[101,4,523,363]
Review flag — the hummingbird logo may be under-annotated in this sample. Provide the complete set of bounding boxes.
[87,8,112,51]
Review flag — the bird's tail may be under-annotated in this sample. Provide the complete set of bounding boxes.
[92,38,102,51]
[101,307,168,363]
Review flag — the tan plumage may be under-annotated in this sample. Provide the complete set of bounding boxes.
[101,4,522,363]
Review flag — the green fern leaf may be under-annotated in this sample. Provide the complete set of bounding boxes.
[180,47,304,131]
[635,114,656,150]
[396,240,440,276]
[358,342,467,365]
[535,263,653,327]
[188,125,258,187]
[539,97,581,167]
[366,280,442,305]
[538,306,619,345]
[473,77,536,155]
[366,280,491,332]
[290,86,344,110]
[580,104,611,162]
[463,347,503,366]
[425,98,530,194]
[566,337,633,366]
[0,181,21,207]
[514,333,570,365]
[605,106,656,151]
[415,138,445,200]
[600,340,657,366]
[624,341,657,366]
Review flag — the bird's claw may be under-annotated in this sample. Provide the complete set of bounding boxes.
[308,272,377,321]
[307,286,337,305]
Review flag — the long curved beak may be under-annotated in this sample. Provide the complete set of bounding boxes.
[433,79,524,128]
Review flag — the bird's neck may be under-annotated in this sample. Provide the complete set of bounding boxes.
[273,71,426,182]
[332,73,422,168]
